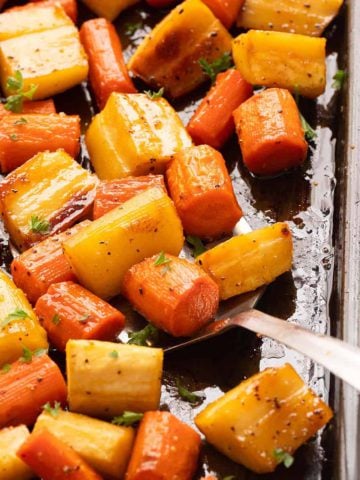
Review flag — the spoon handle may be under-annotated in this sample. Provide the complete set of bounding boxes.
[233,309,360,391]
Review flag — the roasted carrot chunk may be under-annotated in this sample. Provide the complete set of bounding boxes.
[17,430,103,480]
[80,18,136,110]
[166,145,242,238]
[35,281,125,351]
[0,113,80,173]
[29,0,78,23]
[93,175,166,219]
[0,99,56,117]
[11,221,91,305]
[187,70,252,149]
[126,411,201,480]
[123,253,219,337]
[233,88,308,176]
[0,353,67,428]
[202,0,245,28]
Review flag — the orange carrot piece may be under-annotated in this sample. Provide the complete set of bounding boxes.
[126,411,201,480]
[0,113,80,173]
[187,69,252,149]
[201,0,244,28]
[17,430,103,480]
[0,354,67,428]
[11,221,91,305]
[93,175,166,219]
[0,99,56,118]
[80,18,137,110]
[233,88,308,176]
[123,253,219,337]
[7,0,77,22]
[35,281,125,351]
[166,145,242,238]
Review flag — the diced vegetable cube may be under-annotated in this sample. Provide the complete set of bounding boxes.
[237,0,344,37]
[232,30,326,98]
[196,222,293,300]
[0,150,97,251]
[0,3,72,41]
[66,339,163,417]
[81,0,140,21]
[34,409,135,479]
[21,0,78,23]
[0,426,32,480]
[86,93,192,180]
[0,26,88,100]
[195,363,333,473]
[128,0,233,98]
[202,0,244,28]
[0,270,48,366]
[63,187,184,299]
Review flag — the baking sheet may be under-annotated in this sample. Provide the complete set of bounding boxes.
[0,1,354,479]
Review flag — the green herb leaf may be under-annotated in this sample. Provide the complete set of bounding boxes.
[223,476,236,480]
[145,87,165,99]
[1,364,11,374]
[9,133,18,141]
[1,309,28,328]
[4,71,38,113]
[154,251,171,266]
[20,346,33,363]
[332,69,347,90]
[273,448,295,468]
[33,348,48,357]
[52,313,61,325]
[43,400,62,417]
[29,215,50,234]
[79,314,90,324]
[300,113,317,141]
[112,411,144,426]
[14,117,28,125]
[176,379,203,404]
[199,52,233,84]
[186,235,206,258]
[109,350,119,359]
[127,324,159,346]
[125,22,142,36]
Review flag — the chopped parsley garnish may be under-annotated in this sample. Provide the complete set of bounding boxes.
[112,411,144,426]
[127,324,159,346]
[273,448,295,468]
[29,215,50,234]
[300,113,317,141]
[9,133,18,141]
[1,364,11,374]
[52,313,61,325]
[199,52,233,84]
[154,251,171,266]
[332,69,347,90]
[4,71,38,113]
[109,350,119,359]
[79,314,90,324]
[125,22,142,36]
[145,87,165,99]
[186,235,206,258]
[20,346,33,363]
[176,379,203,404]
[1,309,28,328]
[33,348,48,357]
[14,117,28,125]
[43,401,62,417]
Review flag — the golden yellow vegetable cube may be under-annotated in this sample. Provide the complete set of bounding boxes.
[196,222,293,300]
[66,339,163,418]
[195,363,333,474]
[34,409,135,479]
[0,270,48,367]
[237,0,344,37]
[0,26,88,100]
[81,0,140,21]
[232,30,326,98]
[63,187,184,299]
[0,425,32,480]
[0,4,72,42]
[86,93,192,180]
[128,0,233,98]
[0,150,97,251]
